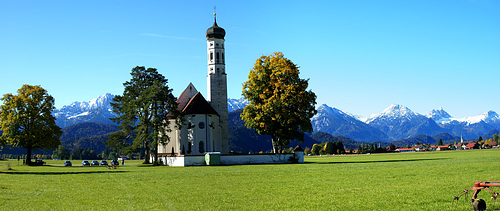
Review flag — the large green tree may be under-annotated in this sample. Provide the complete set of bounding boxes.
[0,85,62,165]
[109,66,179,165]
[241,52,317,153]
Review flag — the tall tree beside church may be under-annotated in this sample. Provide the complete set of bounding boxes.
[241,52,317,153]
[110,66,179,165]
[0,85,62,165]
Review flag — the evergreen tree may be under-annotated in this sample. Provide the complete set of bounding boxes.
[324,141,335,154]
[389,143,396,151]
[336,141,345,154]
[110,66,179,165]
[53,145,70,160]
[438,139,443,146]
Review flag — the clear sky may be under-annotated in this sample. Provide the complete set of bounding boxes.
[1,0,499,118]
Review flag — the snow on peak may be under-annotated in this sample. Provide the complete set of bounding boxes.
[427,107,452,123]
[314,104,360,121]
[457,110,500,125]
[363,104,424,124]
[227,97,249,112]
[89,93,114,109]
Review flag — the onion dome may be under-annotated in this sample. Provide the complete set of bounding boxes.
[206,13,225,39]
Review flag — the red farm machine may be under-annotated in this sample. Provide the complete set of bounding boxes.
[454,181,500,210]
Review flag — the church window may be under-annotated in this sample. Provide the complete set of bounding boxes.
[199,122,205,129]
[187,142,192,154]
[216,43,219,46]
[216,52,220,60]
[199,141,204,153]
[210,52,213,61]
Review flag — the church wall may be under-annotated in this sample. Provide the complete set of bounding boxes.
[158,119,180,155]
[161,114,220,156]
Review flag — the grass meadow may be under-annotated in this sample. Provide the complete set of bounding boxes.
[1,149,500,210]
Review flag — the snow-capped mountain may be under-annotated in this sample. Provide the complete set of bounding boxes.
[364,104,446,140]
[455,110,500,126]
[427,107,452,123]
[311,104,390,142]
[53,93,118,128]
[228,97,249,112]
[365,104,422,124]
[52,93,500,142]
[53,93,250,128]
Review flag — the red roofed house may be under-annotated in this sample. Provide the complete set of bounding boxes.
[436,145,450,151]
[464,142,479,150]
[396,148,414,153]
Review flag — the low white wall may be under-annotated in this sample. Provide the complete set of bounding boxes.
[162,156,205,166]
[220,154,294,165]
[161,152,304,167]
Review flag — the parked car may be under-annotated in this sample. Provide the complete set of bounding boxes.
[91,160,99,166]
[32,159,45,166]
[64,160,72,166]
[110,159,119,166]
[100,160,108,166]
[81,160,90,166]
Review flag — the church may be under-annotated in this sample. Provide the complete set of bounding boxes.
[156,14,303,166]
[157,14,229,157]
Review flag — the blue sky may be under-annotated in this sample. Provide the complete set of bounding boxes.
[1,0,499,118]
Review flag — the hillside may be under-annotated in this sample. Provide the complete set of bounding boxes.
[60,122,119,152]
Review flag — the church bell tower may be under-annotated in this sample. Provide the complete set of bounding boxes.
[206,13,229,154]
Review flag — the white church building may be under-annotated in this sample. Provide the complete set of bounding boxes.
[156,14,303,166]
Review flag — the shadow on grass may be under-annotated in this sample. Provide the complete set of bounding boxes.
[0,170,127,175]
[304,158,448,164]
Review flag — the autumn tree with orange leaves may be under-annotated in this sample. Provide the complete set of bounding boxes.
[241,52,317,153]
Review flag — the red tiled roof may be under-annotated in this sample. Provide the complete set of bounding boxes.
[466,143,477,148]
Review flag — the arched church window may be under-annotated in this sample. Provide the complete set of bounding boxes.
[199,122,205,129]
[199,141,204,153]
[210,52,213,61]
[216,52,220,60]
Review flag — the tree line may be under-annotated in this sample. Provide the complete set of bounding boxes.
[1,53,318,165]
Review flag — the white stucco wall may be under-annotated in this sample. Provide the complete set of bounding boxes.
[161,152,304,167]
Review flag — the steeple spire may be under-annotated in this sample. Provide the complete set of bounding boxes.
[213,6,218,26]
[206,10,225,39]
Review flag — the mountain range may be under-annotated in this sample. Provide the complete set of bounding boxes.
[53,94,500,145]
[312,103,500,142]
[54,93,118,128]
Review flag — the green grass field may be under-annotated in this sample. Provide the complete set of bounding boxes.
[1,149,500,210]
